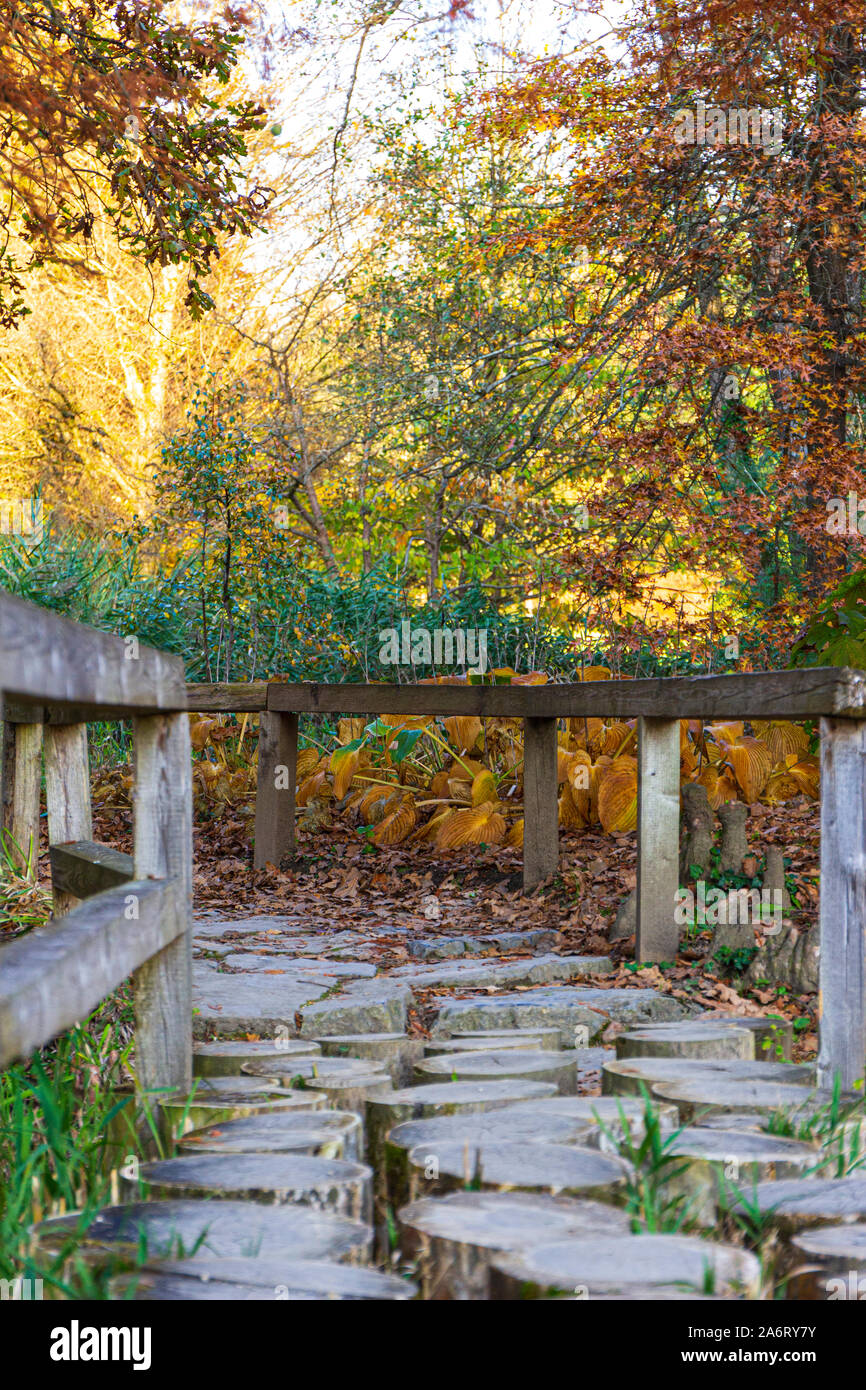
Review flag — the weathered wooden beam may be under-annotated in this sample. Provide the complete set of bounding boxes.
[0,879,181,1068]
[254,711,298,869]
[0,593,186,713]
[818,717,866,1092]
[2,719,42,876]
[266,668,866,721]
[132,712,193,1092]
[186,681,269,713]
[636,716,681,963]
[44,723,92,917]
[522,717,559,890]
[49,840,134,899]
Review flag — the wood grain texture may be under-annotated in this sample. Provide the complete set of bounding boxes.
[0,592,186,712]
[3,720,42,876]
[818,717,866,1092]
[0,879,181,1068]
[132,713,193,1092]
[636,717,682,963]
[49,840,134,899]
[266,668,866,720]
[254,711,298,869]
[44,723,92,916]
[522,717,559,889]
[186,682,269,712]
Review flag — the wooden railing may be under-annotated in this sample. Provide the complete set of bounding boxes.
[2,595,865,1094]
[0,594,192,1090]
[185,668,866,1094]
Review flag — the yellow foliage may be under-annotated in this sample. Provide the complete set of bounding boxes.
[471,769,498,806]
[372,795,417,846]
[597,756,637,832]
[443,715,482,753]
[436,801,506,849]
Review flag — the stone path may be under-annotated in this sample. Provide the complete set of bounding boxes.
[31,912,866,1300]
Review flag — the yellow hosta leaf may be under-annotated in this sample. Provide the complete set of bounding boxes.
[706,721,744,746]
[751,720,810,764]
[557,748,576,785]
[510,671,548,685]
[297,769,332,806]
[568,716,604,750]
[505,819,524,848]
[430,770,451,799]
[762,771,802,805]
[412,809,455,842]
[436,801,506,849]
[725,736,772,803]
[601,722,635,756]
[381,714,432,730]
[357,784,399,821]
[329,746,361,800]
[695,765,738,809]
[443,715,482,753]
[578,666,611,681]
[295,748,321,781]
[447,777,473,803]
[189,716,220,752]
[372,795,417,846]
[597,756,637,832]
[788,755,819,798]
[559,782,589,830]
[338,718,366,744]
[471,769,498,806]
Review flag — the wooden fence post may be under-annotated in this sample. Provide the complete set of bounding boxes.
[132,713,193,1093]
[636,716,681,963]
[44,723,92,914]
[818,717,866,1093]
[254,710,298,870]
[2,720,43,877]
[523,716,559,890]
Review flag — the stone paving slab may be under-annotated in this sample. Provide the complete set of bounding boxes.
[192,963,327,1037]
[434,987,689,1046]
[391,954,612,990]
[298,980,413,1038]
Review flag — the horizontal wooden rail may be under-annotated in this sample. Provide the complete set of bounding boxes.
[49,841,134,899]
[0,593,186,716]
[265,668,866,720]
[186,681,268,712]
[0,879,184,1069]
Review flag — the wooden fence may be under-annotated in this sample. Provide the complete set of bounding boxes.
[2,589,866,1093]
[0,594,192,1090]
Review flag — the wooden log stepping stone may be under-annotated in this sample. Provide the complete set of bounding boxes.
[424,1036,550,1057]
[318,1033,425,1086]
[787,1224,866,1299]
[33,1200,371,1266]
[242,1056,393,1120]
[194,1039,321,1077]
[110,1258,416,1301]
[366,1079,558,1227]
[602,1056,814,1098]
[383,1109,600,1208]
[406,1140,630,1204]
[157,1086,328,1142]
[178,1109,362,1161]
[130,1153,372,1222]
[499,1095,679,1152]
[488,1233,761,1298]
[414,1050,578,1095]
[654,1128,820,1226]
[691,1013,793,1061]
[451,1027,562,1050]
[651,1077,822,1124]
[614,1023,753,1062]
[242,1055,389,1083]
[397,1191,631,1299]
[729,1178,866,1240]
